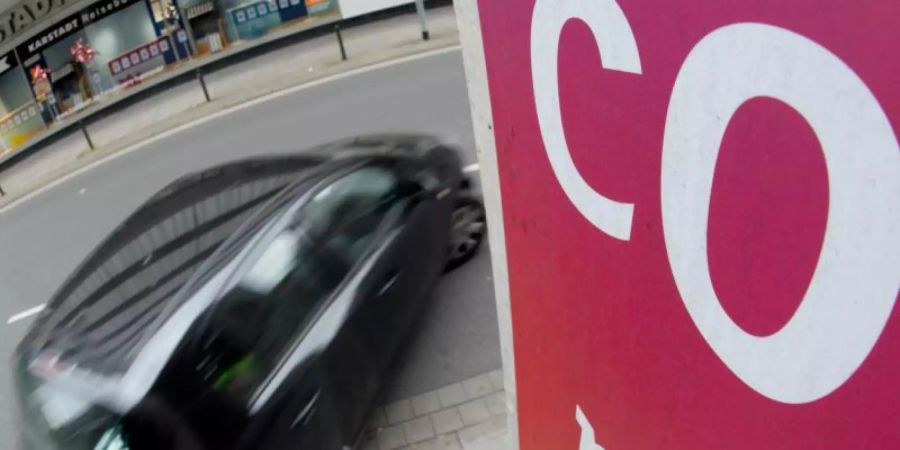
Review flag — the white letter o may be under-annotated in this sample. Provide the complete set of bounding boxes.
[661,24,900,403]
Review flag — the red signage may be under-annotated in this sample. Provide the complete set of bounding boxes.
[476,0,900,448]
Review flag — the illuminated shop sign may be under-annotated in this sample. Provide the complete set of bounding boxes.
[0,0,75,45]
[17,0,140,60]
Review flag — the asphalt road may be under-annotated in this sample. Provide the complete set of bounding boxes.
[0,48,501,443]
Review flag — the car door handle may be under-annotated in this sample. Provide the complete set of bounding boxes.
[290,389,320,429]
[376,270,400,297]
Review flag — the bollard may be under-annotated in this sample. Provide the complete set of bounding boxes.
[80,121,94,150]
[335,24,347,61]
[197,69,211,102]
[415,0,429,41]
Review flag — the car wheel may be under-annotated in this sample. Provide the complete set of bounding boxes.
[445,195,486,272]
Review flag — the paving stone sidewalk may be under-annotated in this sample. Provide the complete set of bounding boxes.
[363,369,511,450]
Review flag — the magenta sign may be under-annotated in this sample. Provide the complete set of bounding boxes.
[475,0,900,448]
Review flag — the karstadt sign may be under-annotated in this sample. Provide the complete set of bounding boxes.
[0,0,75,45]
[17,0,140,60]
[460,0,900,448]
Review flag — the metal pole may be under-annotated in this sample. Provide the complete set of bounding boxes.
[415,0,429,41]
[335,24,347,61]
[196,69,211,102]
[80,121,94,150]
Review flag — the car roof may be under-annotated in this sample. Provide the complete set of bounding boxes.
[19,153,345,376]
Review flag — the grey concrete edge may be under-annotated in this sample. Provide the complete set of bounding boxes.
[452,1,518,449]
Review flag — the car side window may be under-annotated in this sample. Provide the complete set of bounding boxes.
[191,165,415,407]
[195,229,342,405]
[301,165,412,271]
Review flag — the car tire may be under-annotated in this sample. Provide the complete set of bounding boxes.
[445,194,486,272]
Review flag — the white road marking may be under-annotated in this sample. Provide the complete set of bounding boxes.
[78,188,86,195]
[463,163,480,173]
[7,304,46,324]
[0,45,462,214]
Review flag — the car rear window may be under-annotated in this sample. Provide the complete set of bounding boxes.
[15,354,181,450]
[15,359,131,450]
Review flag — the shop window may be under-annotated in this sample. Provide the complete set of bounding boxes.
[84,2,159,93]
[0,67,33,114]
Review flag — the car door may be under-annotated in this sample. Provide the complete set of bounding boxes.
[280,163,412,445]
[367,159,453,368]
[261,161,451,446]
[178,221,351,450]
[313,160,449,375]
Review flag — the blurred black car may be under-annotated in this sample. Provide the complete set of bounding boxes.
[13,135,486,450]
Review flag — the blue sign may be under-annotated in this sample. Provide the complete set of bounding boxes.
[230,0,308,30]
[277,0,307,22]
